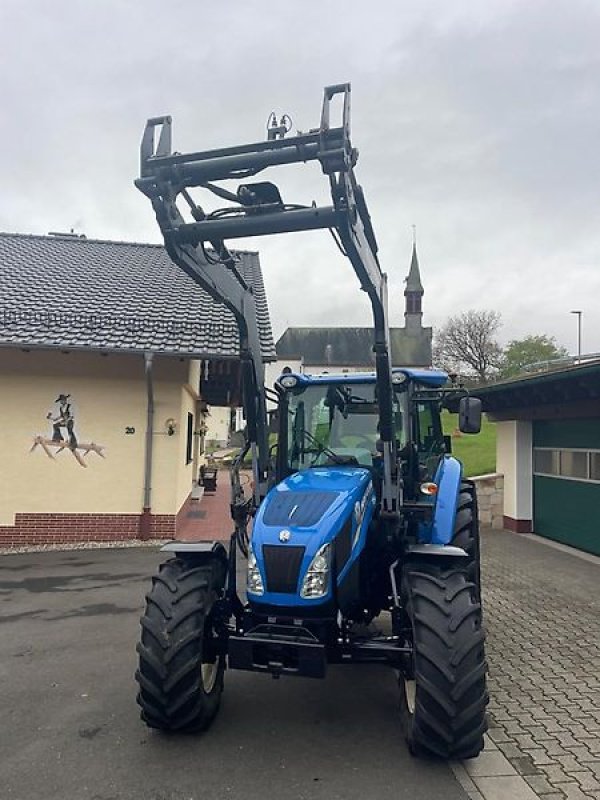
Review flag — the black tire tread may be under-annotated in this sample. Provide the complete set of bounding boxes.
[135,557,224,733]
[451,480,481,593]
[402,564,488,759]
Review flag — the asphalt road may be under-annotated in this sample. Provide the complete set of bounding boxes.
[0,547,470,800]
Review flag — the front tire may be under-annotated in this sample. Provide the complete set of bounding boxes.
[400,564,488,759]
[135,557,225,732]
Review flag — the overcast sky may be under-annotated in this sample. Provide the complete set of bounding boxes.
[1,0,599,354]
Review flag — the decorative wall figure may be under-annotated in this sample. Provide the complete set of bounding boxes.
[30,393,105,467]
[49,394,78,448]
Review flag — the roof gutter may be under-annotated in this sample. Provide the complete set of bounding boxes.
[139,351,154,540]
[0,339,276,361]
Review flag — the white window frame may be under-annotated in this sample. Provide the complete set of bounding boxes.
[533,446,600,485]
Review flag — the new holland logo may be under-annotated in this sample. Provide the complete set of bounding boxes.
[279,529,291,542]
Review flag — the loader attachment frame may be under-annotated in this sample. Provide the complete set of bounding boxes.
[135,83,399,514]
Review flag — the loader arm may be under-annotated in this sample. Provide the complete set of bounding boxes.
[135,83,399,514]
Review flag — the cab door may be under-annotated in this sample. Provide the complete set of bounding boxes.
[415,399,445,480]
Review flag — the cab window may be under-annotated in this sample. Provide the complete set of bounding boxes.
[416,401,443,456]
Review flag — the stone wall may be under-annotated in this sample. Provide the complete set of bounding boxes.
[471,473,504,529]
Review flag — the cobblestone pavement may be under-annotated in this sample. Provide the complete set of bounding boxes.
[482,529,600,799]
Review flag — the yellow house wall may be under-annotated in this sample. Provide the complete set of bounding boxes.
[174,360,201,512]
[187,360,201,396]
[0,349,196,526]
[147,358,189,517]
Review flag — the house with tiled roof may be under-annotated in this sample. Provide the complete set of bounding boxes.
[267,243,432,385]
[0,231,274,546]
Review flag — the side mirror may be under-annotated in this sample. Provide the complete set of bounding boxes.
[459,396,482,434]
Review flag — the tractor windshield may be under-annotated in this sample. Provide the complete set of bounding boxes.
[285,382,407,471]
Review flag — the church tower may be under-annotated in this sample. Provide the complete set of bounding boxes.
[404,240,424,332]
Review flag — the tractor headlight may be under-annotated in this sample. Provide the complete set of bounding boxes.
[300,543,331,599]
[247,544,264,596]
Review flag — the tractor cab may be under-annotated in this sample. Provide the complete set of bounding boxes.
[274,368,450,487]
[277,372,402,474]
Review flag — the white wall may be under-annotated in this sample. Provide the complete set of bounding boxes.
[204,406,231,446]
[496,420,533,523]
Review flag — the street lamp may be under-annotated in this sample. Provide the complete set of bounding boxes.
[570,310,582,363]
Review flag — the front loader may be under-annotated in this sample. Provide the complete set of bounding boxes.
[134,84,488,759]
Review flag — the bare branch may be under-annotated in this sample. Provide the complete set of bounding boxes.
[434,310,502,383]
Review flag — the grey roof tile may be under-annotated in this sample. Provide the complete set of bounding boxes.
[0,232,275,361]
[276,326,432,367]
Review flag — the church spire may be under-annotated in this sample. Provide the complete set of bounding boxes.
[405,228,424,294]
[404,231,424,329]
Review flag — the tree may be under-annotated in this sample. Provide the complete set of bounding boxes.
[499,335,568,379]
[434,310,503,384]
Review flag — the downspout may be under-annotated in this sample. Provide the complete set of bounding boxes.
[139,351,154,540]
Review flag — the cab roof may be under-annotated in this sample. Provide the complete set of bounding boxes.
[278,368,448,389]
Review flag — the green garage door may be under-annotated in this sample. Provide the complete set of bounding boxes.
[533,419,600,556]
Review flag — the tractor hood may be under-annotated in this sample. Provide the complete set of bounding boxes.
[255,467,372,534]
[249,467,375,606]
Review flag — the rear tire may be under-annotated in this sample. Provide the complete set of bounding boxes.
[400,564,488,759]
[451,480,481,598]
[135,557,225,733]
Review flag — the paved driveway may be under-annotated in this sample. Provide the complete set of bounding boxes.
[482,531,600,799]
[0,547,469,800]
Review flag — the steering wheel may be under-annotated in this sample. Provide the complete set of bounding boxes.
[307,442,354,467]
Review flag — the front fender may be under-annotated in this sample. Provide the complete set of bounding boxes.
[418,456,463,545]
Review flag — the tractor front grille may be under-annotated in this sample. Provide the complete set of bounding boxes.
[262,545,305,594]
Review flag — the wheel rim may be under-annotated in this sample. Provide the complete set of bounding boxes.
[402,629,417,715]
[201,657,220,693]
[404,678,417,714]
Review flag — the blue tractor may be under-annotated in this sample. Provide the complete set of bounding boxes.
[134,85,488,759]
